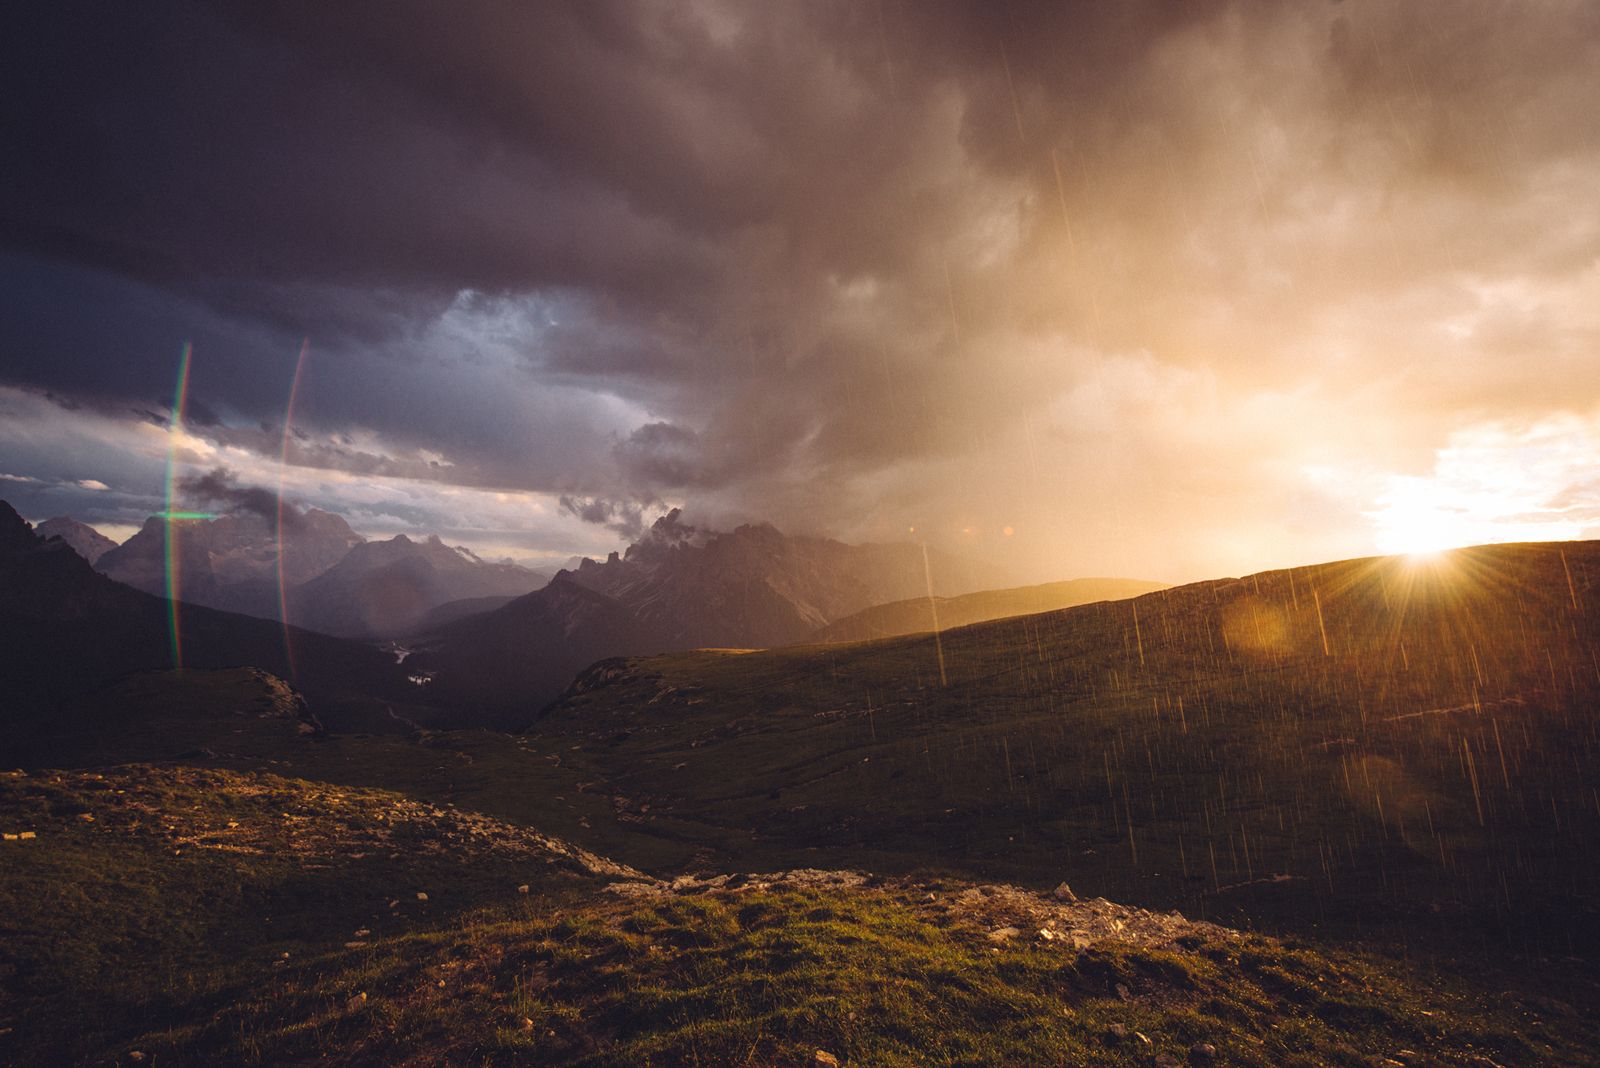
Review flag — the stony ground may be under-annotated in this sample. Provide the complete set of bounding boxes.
[4,763,1597,1066]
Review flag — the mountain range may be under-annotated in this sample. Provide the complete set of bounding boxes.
[5,530,1597,1065]
[409,509,1021,719]
[97,508,366,619]
[84,508,550,640]
[285,532,550,639]
[0,501,412,738]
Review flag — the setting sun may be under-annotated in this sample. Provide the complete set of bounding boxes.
[1371,499,1473,557]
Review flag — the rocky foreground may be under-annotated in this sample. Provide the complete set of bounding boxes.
[3,764,1595,1066]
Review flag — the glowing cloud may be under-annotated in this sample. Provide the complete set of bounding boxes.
[1368,415,1598,556]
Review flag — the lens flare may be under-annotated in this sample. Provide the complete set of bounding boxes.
[276,338,310,680]
[162,342,194,668]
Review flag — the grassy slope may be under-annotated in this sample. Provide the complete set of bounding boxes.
[5,542,1600,1063]
[6,668,703,876]
[535,542,1600,947]
[811,577,1169,643]
[3,765,1595,1067]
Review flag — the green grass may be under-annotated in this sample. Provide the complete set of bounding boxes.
[4,542,1599,1063]
[0,764,629,1063]
[3,760,1596,1065]
[534,542,1600,948]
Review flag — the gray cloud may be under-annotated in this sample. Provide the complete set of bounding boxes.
[1,1,1596,580]
[179,466,303,530]
[558,495,651,541]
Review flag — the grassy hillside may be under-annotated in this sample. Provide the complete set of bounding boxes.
[5,542,1599,1063]
[3,763,1595,1066]
[811,577,1168,643]
[536,542,1600,947]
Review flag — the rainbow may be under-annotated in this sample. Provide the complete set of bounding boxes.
[276,338,310,680]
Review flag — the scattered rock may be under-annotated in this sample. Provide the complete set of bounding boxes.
[813,1051,840,1067]
[416,892,429,902]
[517,884,530,894]
[1189,1042,1217,1065]
[344,941,367,949]
[1038,928,1057,941]
[1052,881,1077,902]
[987,926,1022,943]
[77,812,95,822]
[353,928,370,937]
[1105,1023,1129,1042]
[346,991,367,1011]
[1155,1054,1181,1068]
[1115,982,1132,1001]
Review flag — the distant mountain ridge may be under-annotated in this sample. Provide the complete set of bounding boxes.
[33,516,118,565]
[98,508,365,619]
[561,511,1004,648]
[287,533,550,639]
[810,577,1169,643]
[0,500,409,720]
[413,509,1014,718]
[91,507,549,638]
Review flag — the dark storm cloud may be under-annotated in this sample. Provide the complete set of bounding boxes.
[179,466,303,529]
[1,1,1596,578]
[558,495,649,541]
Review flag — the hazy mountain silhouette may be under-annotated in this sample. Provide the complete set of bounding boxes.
[98,508,364,619]
[0,500,410,724]
[287,533,550,639]
[413,509,1014,719]
[32,515,117,565]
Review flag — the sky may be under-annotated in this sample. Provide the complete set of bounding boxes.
[1,1,1597,581]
